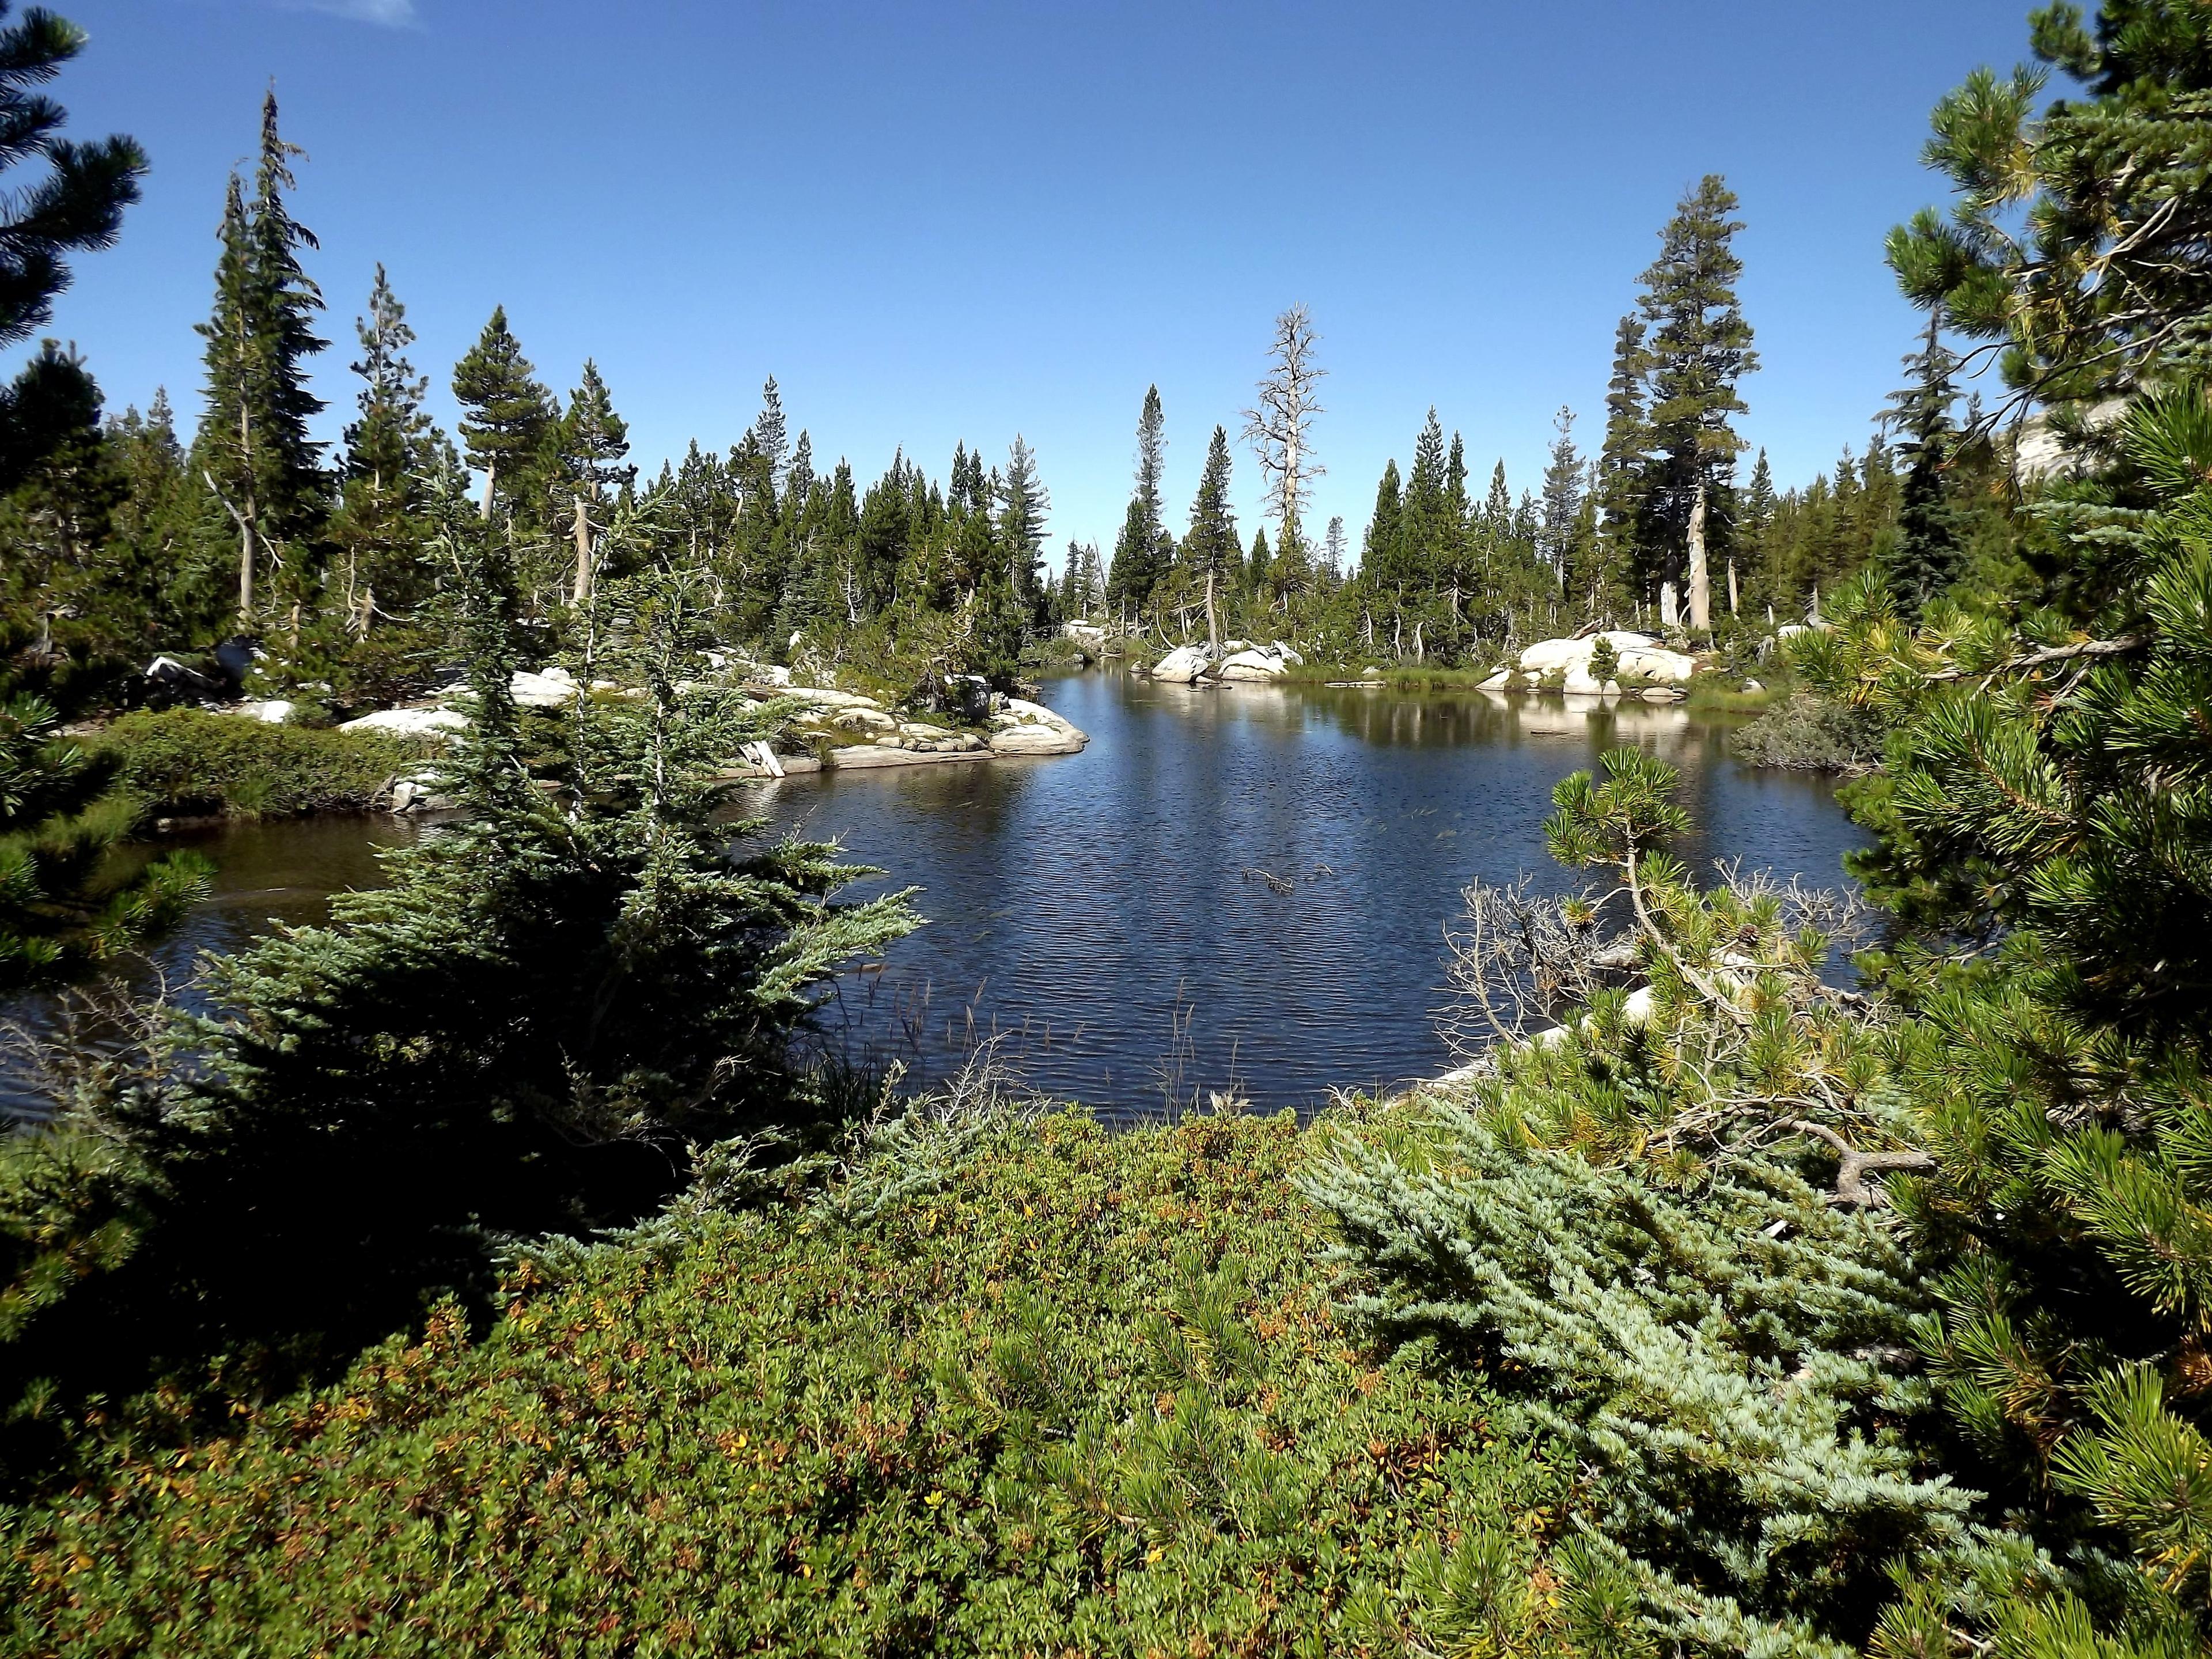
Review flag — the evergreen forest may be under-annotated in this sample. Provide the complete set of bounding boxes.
[10,4,2212,1658]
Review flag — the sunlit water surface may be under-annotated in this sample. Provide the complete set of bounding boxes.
[12,675,1865,1122]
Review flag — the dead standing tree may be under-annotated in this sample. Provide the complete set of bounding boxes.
[1241,305,1325,594]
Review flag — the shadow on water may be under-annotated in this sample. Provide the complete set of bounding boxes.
[5,675,1863,1123]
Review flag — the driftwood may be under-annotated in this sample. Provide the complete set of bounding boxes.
[1790,1119,1935,1207]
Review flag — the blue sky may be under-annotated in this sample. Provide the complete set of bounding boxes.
[59,1,2035,566]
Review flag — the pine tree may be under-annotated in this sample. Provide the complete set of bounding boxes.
[451,305,557,523]
[0,343,128,677]
[996,435,1048,616]
[750,376,788,499]
[1321,515,1346,584]
[1878,316,1968,621]
[551,360,633,604]
[0,3,146,353]
[1400,409,1449,585]
[1362,459,1405,586]
[192,93,328,630]
[328,264,438,656]
[1183,424,1239,653]
[1538,407,1583,590]
[1107,387,1168,611]
[1635,176,1755,629]
[1594,315,1649,613]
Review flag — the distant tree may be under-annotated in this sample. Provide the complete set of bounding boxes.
[995,435,1048,612]
[1183,423,1239,653]
[552,359,634,602]
[1362,458,1404,585]
[328,264,439,645]
[0,343,126,677]
[450,305,557,524]
[1242,304,1325,562]
[1593,313,1649,613]
[1107,386,1168,612]
[749,375,788,498]
[1400,409,1450,588]
[1538,407,1583,589]
[1635,175,1756,629]
[1880,312,1967,619]
[194,92,327,629]
[1321,514,1346,583]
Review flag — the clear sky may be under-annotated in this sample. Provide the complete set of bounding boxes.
[58,0,2036,569]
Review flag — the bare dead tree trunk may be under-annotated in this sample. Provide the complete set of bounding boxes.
[1727,558,1739,617]
[1206,566,1221,659]
[204,471,255,627]
[479,460,497,522]
[570,494,594,607]
[1241,304,1327,571]
[1687,475,1711,631]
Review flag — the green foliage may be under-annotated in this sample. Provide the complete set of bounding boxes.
[0,1,145,356]
[1732,690,1888,774]
[0,1108,1592,1657]
[95,708,429,818]
[0,694,209,984]
[0,510,918,1464]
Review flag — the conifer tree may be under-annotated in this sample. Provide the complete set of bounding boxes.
[1879,315,1968,620]
[1107,387,1168,611]
[1183,423,1239,653]
[1362,459,1405,586]
[450,305,556,522]
[996,435,1048,615]
[328,264,438,654]
[0,343,130,678]
[1321,514,1346,584]
[749,375,788,498]
[1401,410,1449,586]
[193,93,328,628]
[1635,177,1755,628]
[1538,407,1583,590]
[1593,314,1649,615]
[0,3,146,354]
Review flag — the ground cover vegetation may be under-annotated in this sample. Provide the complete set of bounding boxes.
[10,3,2212,1658]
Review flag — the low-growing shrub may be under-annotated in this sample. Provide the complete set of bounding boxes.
[1730,690,1886,774]
[94,709,434,820]
[0,1108,1585,1657]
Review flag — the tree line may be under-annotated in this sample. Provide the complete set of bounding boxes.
[1,91,1065,719]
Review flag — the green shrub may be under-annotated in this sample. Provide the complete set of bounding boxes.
[0,1108,1581,1657]
[1730,691,1886,774]
[94,709,433,819]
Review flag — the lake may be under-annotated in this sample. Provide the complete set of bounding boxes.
[35,675,1865,1122]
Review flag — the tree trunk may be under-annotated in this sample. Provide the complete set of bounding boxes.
[1206,566,1221,660]
[1686,475,1711,631]
[479,460,497,521]
[571,494,594,606]
[1727,558,1739,618]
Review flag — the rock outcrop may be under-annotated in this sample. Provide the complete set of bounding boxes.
[988,698,1089,755]
[342,707,472,739]
[1512,631,1700,688]
[1149,645,1210,684]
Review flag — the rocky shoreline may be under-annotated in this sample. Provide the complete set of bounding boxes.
[328,664,1088,810]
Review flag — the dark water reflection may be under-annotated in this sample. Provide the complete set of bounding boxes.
[737,673,1865,1119]
[6,675,1863,1124]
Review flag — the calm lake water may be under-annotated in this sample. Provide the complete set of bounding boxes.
[24,675,1865,1122]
